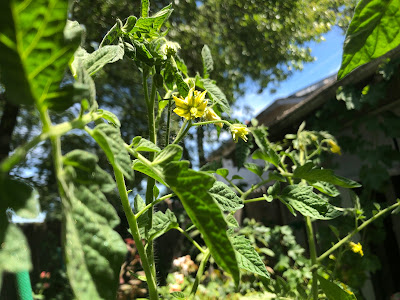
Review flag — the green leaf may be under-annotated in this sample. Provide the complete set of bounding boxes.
[251,128,280,168]
[147,209,179,241]
[0,225,32,274]
[209,181,244,212]
[235,139,252,169]
[200,78,231,115]
[64,153,125,299]
[232,175,244,180]
[43,82,91,112]
[83,45,124,76]
[279,185,342,220]
[122,16,137,33]
[338,0,400,79]
[170,291,186,299]
[175,72,189,98]
[226,214,239,228]
[293,162,361,188]
[216,168,229,178]
[164,161,239,286]
[88,124,133,180]
[100,19,122,47]
[312,181,340,197]
[96,109,121,127]
[152,144,182,166]
[202,44,214,75]
[132,4,173,34]
[0,0,81,106]
[318,276,357,300]
[267,182,280,197]
[131,136,161,153]
[132,160,167,186]
[244,162,263,177]
[232,235,270,279]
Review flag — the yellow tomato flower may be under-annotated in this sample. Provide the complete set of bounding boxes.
[173,87,208,120]
[230,124,249,142]
[327,139,341,155]
[349,242,364,256]
[204,107,223,127]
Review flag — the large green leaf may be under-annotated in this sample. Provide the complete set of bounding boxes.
[0,0,81,106]
[338,0,400,79]
[232,235,270,279]
[279,185,342,220]
[164,161,240,286]
[147,209,179,241]
[209,181,244,212]
[63,150,125,300]
[131,4,173,35]
[199,78,231,115]
[318,276,357,300]
[88,124,133,180]
[293,162,361,188]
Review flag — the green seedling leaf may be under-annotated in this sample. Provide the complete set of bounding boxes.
[318,275,357,300]
[338,0,400,79]
[164,161,239,286]
[209,181,244,212]
[0,0,82,106]
[232,235,270,279]
[152,144,182,166]
[131,137,161,153]
[279,185,342,220]
[293,162,361,188]
[202,44,214,75]
[89,124,133,180]
[244,162,264,177]
[96,109,121,127]
[216,168,229,178]
[200,78,231,115]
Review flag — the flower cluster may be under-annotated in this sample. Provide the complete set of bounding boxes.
[173,87,208,120]
[349,241,364,256]
[230,123,249,142]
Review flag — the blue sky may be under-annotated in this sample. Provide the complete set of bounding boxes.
[234,26,346,119]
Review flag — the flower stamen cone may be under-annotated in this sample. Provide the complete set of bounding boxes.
[173,87,208,120]
[230,123,249,142]
[349,241,364,256]
[327,139,341,155]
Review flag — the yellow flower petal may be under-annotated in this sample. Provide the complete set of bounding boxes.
[174,107,191,120]
[187,87,195,106]
[173,95,188,109]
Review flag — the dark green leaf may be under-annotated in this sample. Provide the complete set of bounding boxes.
[293,162,361,188]
[170,291,186,299]
[89,124,133,180]
[312,181,340,197]
[152,144,182,166]
[232,235,270,278]
[279,185,342,220]
[338,0,400,79]
[164,161,239,286]
[147,209,179,241]
[216,168,229,178]
[235,139,252,169]
[131,137,161,153]
[318,275,357,300]
[0,1,81,106]
[209,181,244,212]
[175,72,189,98]
[100,19,122,47]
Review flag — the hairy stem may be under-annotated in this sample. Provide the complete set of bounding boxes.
[114,169,159,300]
[305,216,318,300]
[190,249,211,299]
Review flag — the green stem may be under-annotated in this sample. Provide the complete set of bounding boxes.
[192,120,231,127]
[114,169,159,300]
[225,178,244,196]
[0,112,99,172]
[165,97,172,145]
[189,249,211,299]
[243,196,266,204]
[305,216,318,300]
[172,119,191,145]
[317,201,400,262]
[135,193,174,219]
[176,227,205,254]
[241,178,271,200]
[143,71,158,279]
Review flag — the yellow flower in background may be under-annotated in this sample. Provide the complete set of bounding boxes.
[349,242,364,256]
[230,124,249,142]
[173,87,208,120]
[327,139,341,155]
[204,107,223,127]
